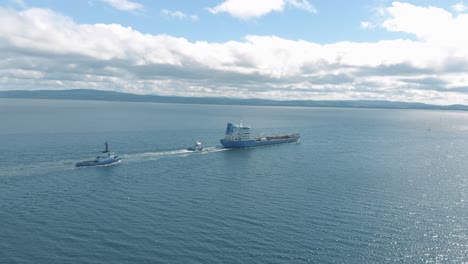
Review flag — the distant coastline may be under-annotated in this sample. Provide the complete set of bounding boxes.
[1,89,468,111]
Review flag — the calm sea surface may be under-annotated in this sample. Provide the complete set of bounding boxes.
[0,98,467,263]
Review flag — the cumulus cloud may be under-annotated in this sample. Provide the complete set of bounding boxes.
[384,3,460,41]
[452,2,468,12]
[208,0,316,20]
[100,0,142,11]
[2,2,468,104]
[161,9,198,21]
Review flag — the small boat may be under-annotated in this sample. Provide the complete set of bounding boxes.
[220,122,300,148]
[187,140,204,151]
[75,141,122,167]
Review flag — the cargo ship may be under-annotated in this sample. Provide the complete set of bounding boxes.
[220,122,300,148]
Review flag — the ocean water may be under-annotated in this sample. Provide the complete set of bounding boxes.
[0,98,467,263]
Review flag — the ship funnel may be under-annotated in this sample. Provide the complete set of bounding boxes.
[225,123,234,136]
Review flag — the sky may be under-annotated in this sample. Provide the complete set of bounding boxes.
[1,0,468,104]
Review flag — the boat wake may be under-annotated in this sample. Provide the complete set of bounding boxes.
[0,146,227,177]
[0,159,77,177]
[122,146,227,163]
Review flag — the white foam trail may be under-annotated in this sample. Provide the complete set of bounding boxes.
[122,146,228,163]
[124,149,191,160]
[0,159,77,177]
[0,146,228,177]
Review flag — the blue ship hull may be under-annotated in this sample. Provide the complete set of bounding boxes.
[220,134,300,148]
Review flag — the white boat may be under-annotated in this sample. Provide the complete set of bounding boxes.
[187,140,204,151]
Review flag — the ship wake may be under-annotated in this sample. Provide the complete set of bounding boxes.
[122,146,227,163]
[0,147,227,177]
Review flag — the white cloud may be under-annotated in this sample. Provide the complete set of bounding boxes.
[208,0,316,19]
[360,21,375,29]
[452,2,467,12]
[10,0,27,8]
[2,3,468,104]
[382,2,468,54]
[161,9,198,21]
[100,0,142,11]
[286,0,317,13]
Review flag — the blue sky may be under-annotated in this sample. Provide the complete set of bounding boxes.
[1,0,468,104]
[5,0,407,43]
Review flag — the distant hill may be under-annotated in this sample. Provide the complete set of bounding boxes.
[1,89,468,111]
